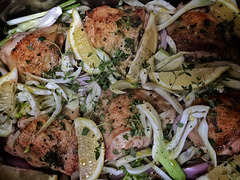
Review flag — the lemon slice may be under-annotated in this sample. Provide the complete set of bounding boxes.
[69,9,100,74]
[210,0,240,37]
[0,67,18,137]
[126,12,158,83]
[150,66,229,90]
[74,117,104,180]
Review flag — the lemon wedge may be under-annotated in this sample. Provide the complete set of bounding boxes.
[0,67,18,137]
[150,66,229,90]
[210,0,240,37]
[69,9,100,74]
[74,117,104,180]
[126,12,158,83]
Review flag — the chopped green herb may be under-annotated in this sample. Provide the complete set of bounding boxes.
[80,104,87,114]
[27,46,34,50]
[236,165,240,172]
[42,66,61,79]
[124,38,135,53]
[82,127,90,136]
[208,99,216,108]
[108,126,114,136]
[131,83,141,88]
[94,138,102,160]
[131,16,142,28]
[69,83,80,92]
[24,147,30,153]
[208,138,215,147]
[88,52,93,57]
[130,148,136,158]
[113,149,119,155]
[123,134,128,140]
[38,36,46,42]
[64,49,72,55]
[166,123,172,130]
[100,114,105,121]
[26,60,30,64]
[142,61,150,69]
[118,0,123,6]
[99,126,106,133]
[176,123,184,128]
[178,26,186,29]
[60,122,65,131]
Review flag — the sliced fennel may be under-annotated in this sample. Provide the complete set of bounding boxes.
[7,11,49,26]
[84,82,101,117]
[177,146,200,165]
[171,118,198,158]
[60,85,80,111]
[145,0,176,14]
[138,110,152,139]
[142,83,183,114]
[25,80,40,86]
[123,0,175,15]
[156,13,172,25]
[16,92,40,118]
[124,163,153,175]
[102,167,124,176]
[39,96,56,109]
[116,148,152,167]
[166,36,177,54]
[155,51,190,72]
[123,0,145,7]
[109,80,137,94]
[139,56,155,84]
[36,93,62,135]
[154,48,171,62]
[8,7,62,35]
[157,0,216,31]
[167,105,210,151]
[46,83,68,101]
[26,67,81,84]
[137,102,186,180]
[7,0,80,26]
[198,117,217,167]
[144,158,171,180]
[61,34,74,73]
[0,119,13,137]
[17,83,52,95]
[221,78,240,90]
[184,90,197,107]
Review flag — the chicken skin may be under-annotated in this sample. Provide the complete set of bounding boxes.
[5,110,79,175]
[98,89,176,161]
[188,90,240,156]
[0,24,66,81]
[167,9,240,62]
[85,5,146,74]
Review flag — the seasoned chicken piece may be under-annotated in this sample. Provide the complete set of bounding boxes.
[85,5,146,74]
[167,9,240,62]
[5,109,79,175]
[0,24,66,81]
[98,89,177,161]
[188,90,240,156]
